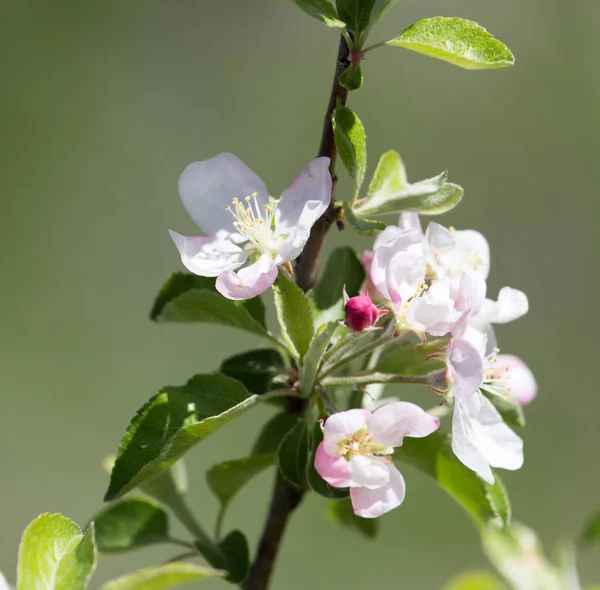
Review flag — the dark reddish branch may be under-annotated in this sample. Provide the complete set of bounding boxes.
[295,35,350,292]
[242,35,350,590]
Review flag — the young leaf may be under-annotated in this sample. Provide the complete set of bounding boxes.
[442,571,508,590]
[328,498,378,538]
[356,171,463,217]
[342,202,386,236]
[17,513,96,590]
[105,374,258,501]
[367,150,408,202]
[394,433,511,528]
[336,0,397,40]
[219,530,250,584]
[277,421,310,488]
[252,412,299,456]
[150,273,267,337]
[92,498,169,553]
[374,338,447,375]
[481,389,525,428]
[386,17,515,70]
[272,271,314,363]
[287,0,346,28]
[221,349,286,394]
[339,62,363,90]
[333,105,367,192]
[101,563,223,590]
[582,510,600,546]
[299,321,338,394]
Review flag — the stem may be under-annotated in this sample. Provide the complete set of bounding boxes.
[243,36,350,590]
[322,372,433,388]
[165,550,199,564]
[168,496,213,549]
[350,345,385,408]
[295,34,350,292]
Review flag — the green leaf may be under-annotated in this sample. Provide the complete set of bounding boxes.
[342,202,386,236]
[101,563,223,590]
[272,271,314,363]
[221,349,286,394]
[582,510,600,546]
[150,273,267,337]
[356,171,463,217]
[299,321,338,394]
[481,389,525,428]
[105,374,257,501]
[207,454,276,516]
[328,498,378,538]
[386,17,514,70]
[374,338,447,375]
[17,513,96,590]
[333,105,367,192]
[307,423,349,499]
[252,412,299,456]
[92,498,169,553]
[313,247,365,311]
[336,0,397,40]
[277,421,310,488]
[219,530,250,584]
[367,150,408,202]
[395,433,510,528]
[339,62,363,90]
[287,0,346,28]
[442,571,508,590]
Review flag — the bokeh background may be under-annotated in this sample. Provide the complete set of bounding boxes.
[1,0,598,588]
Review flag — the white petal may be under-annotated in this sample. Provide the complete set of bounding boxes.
[348,455,390,489]
[406,278,460,335]
[215,253,278,300]
[0,572,10,590]
[447,338,483,403]
[169,230,246,277]
[322,409,371,456]
[399,212,422,233]
[426,222,455,254]
[368,402,440,446]
[178,152,268,236]
[486,287,529,324]
[454,229,490,279]
[350,464,406,518]
[452,401,495,484]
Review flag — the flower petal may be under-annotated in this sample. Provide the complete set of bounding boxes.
[169,231,247,277]
[406,277,460,336]
[179,152,268,236]
[350,464,406,518]
[447,337,484,403]
[322,409,371,456]
[275,157,330,249]
[485,287,529,324]
[399,212,423,233]
[215,253,278,300]
[314,442,352,488]
[425,222,455,255]
[367,402,440,447]
[348,455,390,489]
[496,354,538,406]
[454,229,490,279]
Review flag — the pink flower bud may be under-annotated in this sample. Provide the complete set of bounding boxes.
[345,295,379,331]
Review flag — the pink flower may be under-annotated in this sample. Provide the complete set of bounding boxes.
[170,153,331,300]
[494,354,538,406]
[345,295,380,331]
[314,404,440,518]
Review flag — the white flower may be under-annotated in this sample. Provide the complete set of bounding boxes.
[170,153,331,300]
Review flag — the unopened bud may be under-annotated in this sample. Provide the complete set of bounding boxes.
[345,295,379,332]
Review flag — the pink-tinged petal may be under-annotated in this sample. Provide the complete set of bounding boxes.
[322,409,371,456]
[373,225,406,251]
[486,287,529,324]
[169,230,247,277]
[349,455,390,489]
[368,402,440,447]
[399,212,422,233]
[425,222,455,254]
[454,229,490,279]
[179,152,268,236]
[215,253,278,300]
[447,338,483,403]
[456,270,487,319]
[452,401,495,484]
[314,442,352,488]
[406,278,460,336]
[495,355,538,406]
[350,464,406,518]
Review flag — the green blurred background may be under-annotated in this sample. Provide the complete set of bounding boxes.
[1,0,598,587]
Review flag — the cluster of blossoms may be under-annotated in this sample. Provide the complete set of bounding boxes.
[171,153,537,519]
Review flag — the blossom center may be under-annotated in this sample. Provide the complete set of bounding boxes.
[337,428,394,461]
[225,192,281,255]
[481,349,511,398]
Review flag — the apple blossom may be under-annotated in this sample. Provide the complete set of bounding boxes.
[170,153,331,300]
[493,354,538,406]
[345,294,381,331]
[314,404,440,518]
[445,338,524,484]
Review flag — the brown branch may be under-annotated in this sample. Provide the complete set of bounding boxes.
[242,35,350,590]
